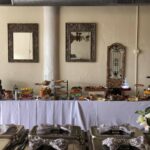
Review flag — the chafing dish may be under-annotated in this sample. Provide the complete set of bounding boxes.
[88,125,146,150]
[0,124,28,150]
[28,124,87,150]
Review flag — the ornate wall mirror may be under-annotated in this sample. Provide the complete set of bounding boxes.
[8,23,39,62]
[107,43,126,88]
[66,23,96,62]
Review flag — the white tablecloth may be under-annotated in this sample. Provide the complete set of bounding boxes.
[0,100,149,130]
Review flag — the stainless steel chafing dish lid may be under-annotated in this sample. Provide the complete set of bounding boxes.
[89,125,143,139]
[29,124,82,136]
[89,127,145,150]
[29,124,86,144]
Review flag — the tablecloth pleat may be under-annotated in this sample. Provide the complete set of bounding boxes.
[0,100,150,130]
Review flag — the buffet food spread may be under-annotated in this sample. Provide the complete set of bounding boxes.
[0,80,149,149]
[0,79,150,101]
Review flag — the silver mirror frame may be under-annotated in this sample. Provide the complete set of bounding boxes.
[8,23,39,63]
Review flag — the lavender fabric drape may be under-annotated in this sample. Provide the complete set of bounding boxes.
[0,100,149,130]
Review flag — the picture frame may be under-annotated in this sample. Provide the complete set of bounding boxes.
[107,43,126,88]
[8,23,39,63]
[66,23,96,62]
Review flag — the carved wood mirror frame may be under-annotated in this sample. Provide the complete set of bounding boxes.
[66,23,96,62]
[8,23,39,63]
[107,43,126,88]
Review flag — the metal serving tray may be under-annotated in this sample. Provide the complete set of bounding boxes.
[0,125,25,139]
[88,126,143,150]
[0,125,28,150]
[29,125,87,150]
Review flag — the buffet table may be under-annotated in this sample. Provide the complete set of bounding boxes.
[0,100,149,130]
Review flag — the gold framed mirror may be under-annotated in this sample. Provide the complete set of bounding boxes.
[66,23,96,62]
[8,23,39,62]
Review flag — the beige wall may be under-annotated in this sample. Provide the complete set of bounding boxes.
[0,7,43,93]
[0,6,150,95]
[60,6,150,93]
